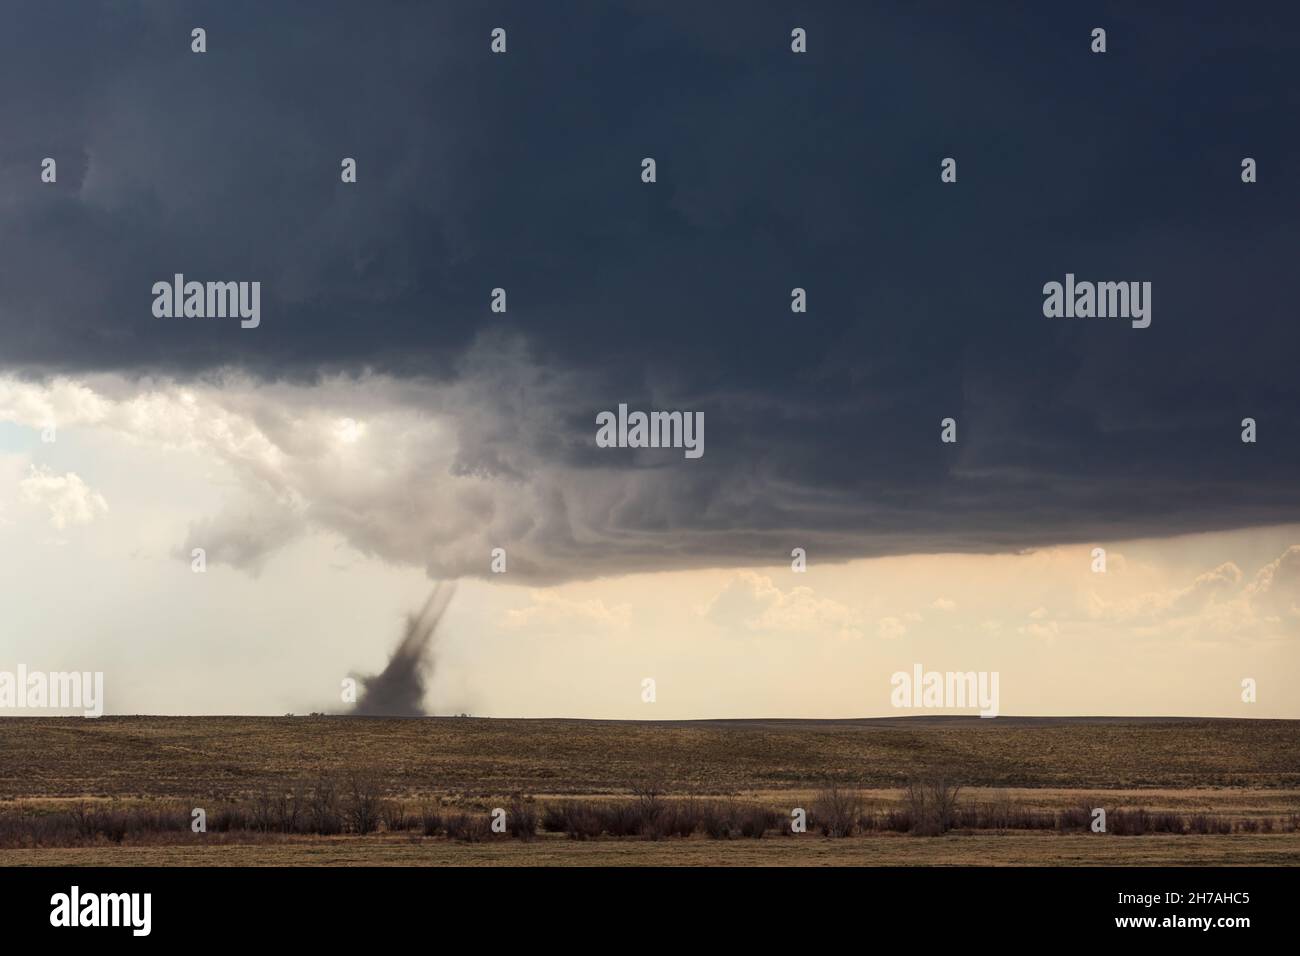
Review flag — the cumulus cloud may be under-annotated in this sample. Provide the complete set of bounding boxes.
[1019,620,1060,642]
[1059,548,1300,644]
[504,591,632,634]
[877,616,908,640]
[19,466,107,528]
[1244,545,1300,619]
[702,570,864,639]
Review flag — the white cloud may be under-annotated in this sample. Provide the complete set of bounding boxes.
[1036,548,1300,644]
[703,570,865,639]
[503,590,632,634]
[0,360,598,579]
[19,466,107,528]
[1244,545,1300,620]
[1018,620,1060,641]
[877,616,907,640]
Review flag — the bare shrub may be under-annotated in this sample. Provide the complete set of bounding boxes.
[954,800,1054,831]
[1109,808,1150,836]
[540,802,569,833]
[344,773,383,835]
[212,804,254,832]
[1151,812,1186,834]
[250,786,276,832]
[0,809,75,847]
[811,786,863,837]
[700,800,735,839]
[507,797,537,840]
[244,784,309,833]
[70,802,95,840]
[93,807,129,843]
[307,777,342,835]
[630,776,665,829]
[601,801,641,837]
[1055,805,1091,831]
[658,798,701,838]
[381,800,412,832]
[879,808,912,832]
[419,804,443,836]
[736,804,778,838]
[564,803,603,840]
[904,776,962,836]
[444,811,490,842]
[540,800,602,839]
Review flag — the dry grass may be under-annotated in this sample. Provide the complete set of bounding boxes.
[1,716,1297,865]
[3,832,1299,867]
[2,716,1297,800]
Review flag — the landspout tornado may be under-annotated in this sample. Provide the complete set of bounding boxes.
[352,582,456,716]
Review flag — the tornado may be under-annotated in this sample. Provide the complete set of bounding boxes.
[352,582,456,716]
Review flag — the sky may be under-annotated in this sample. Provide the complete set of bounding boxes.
[1,2,1298,717]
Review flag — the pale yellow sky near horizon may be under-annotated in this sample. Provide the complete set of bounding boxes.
[3,508,1296,719]
[2,375,1298,718]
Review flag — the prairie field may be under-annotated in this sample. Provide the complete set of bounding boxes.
[1,715,1298,866]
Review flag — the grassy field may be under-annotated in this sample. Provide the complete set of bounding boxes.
[2,715,1297,865]
[5,833,1299,867]
[5,715,1298,798]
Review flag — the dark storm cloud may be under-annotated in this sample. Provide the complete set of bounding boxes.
[3,1,1300,574]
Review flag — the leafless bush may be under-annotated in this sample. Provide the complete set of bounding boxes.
[562,803,603,840]
[657,798,701,838]
[507,797,538,841]
[736,804,778,838]
[212,804,254,832]
[602,801,642,836]
[276,784,307,833]
[0,808,78,847]
[541,802,570,833]
[630,776,665,828]
[904,776,962,836]
[954,800,1054,831]
[444,811,490,842]
[700,800,736,839]
[381,800,413,832]
[0,802,189,847]
[811,786,863,837]
[1151,812,1186,834]
[419,804,443,836]
[1055,805,1092,831]
[70,802,95,839]
[307,777,343,835]
[344,773,383,835]
[878,808,912,832]
[250,786,276,832]
[1108,808,1151,835]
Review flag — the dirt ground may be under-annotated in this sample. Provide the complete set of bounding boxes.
[2,716,1297,865]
